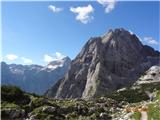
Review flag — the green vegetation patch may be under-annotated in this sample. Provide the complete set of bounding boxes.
[1,102,20,109]
[148,103,160,120]
[141,83,160,92]
[105,88,149,103]
[156,91,160,100]
[132,112,141,120]
[1,85,31,105]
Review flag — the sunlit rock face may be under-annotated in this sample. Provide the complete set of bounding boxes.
[135,65,160,85]
[45,28,160,99]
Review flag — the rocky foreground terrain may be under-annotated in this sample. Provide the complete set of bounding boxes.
[1,66,160,120]
[1,83,160,120]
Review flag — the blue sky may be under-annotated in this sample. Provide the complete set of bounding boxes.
[2,1,159,65]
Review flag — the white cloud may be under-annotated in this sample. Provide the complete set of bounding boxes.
[48,5,63,13]
[144,37,159,45]
[44,54,54,63]
[97,0,116,13]
[70,4,94,24]
[44,52,66,63]
[55,52,66,60]
[6,54,18,61]
[21,57,33,64]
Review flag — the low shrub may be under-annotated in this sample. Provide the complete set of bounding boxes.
[1,85,30,105]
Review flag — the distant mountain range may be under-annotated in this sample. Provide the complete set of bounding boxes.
[45,28,160,99]
[1,56,71,95]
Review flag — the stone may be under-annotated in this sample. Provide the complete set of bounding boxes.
[1,108,25,119]
[42,106,56,114]
[46,28,160,99]
[135,65,160,85]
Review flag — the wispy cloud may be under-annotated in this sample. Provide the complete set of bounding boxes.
[70,4,94,24]
[5,54,33,64]
[44,52,66,63]
[144,37,159,45]
[48,5,63,13]
[21,57,33,64]
[97,0,116,13]
[44,54,54,63]
[55,52,66,60]
[6,54,18,61]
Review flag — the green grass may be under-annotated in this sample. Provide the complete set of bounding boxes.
[1,102,20,109]
[147,89,160,120]
[56,99,76,107]
[105,83,160,103]
[34,112,49,120]
[156,91,160,100]
[105,88,149,103]
[141,83,160,92]
[148,103,160,120]
[31,105,49,118]
[132,112,141,120]
[68,115,92,120]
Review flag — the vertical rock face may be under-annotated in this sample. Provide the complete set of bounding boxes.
[1,57,71,95]
[45,28,160,99]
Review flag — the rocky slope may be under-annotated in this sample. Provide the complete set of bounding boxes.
[1,81,160,120]
[134,65,160,85]
[1,57,71,95]
[111,65,160,120]
[1,85,119,120]
[45,28,160,99]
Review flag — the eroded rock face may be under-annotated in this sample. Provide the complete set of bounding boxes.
[42,106,56,114]
[134,65,160,85]
[45,28,160,99]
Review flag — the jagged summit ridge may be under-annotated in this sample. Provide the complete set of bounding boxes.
[45,28,160,99]
[45,56,71,71]
[1,56,71,95]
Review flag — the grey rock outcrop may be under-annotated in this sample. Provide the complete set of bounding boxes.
[42,106,56,114]
[1,57,71,95]
[45,28,160,99]
[1,108,25,119]
[134,65,160,85]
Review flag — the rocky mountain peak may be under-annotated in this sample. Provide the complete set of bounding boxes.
[102,28,142,47]
[46,56,71,70]
[103,28,129,35]
[45,28,160,99]
[48,56,70,65]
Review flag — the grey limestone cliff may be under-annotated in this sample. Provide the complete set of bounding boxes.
[45,28,160,99]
